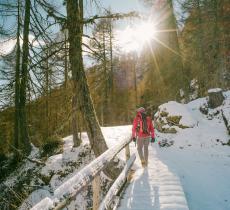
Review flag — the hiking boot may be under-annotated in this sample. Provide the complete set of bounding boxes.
[141,159,146,167]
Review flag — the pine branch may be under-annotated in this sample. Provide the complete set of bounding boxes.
[83,11,140,25]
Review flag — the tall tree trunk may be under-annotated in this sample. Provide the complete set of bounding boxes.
[167,0,185,95]
[102,27,108,126]
[67,0,106,152]
[108,17,114,123]
[100,102,104,126]
[219,0,229,88]
[19,0,31,154]
[64,30,68,89]
[14,0,21,151]
[196,0,206,93]
[72,93,80,147]
[66,0,120,178]
[45,48,49,138]
[212,0,221,86]
[69,1,82,147]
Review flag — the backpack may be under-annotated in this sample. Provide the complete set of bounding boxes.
[136,112,149,134]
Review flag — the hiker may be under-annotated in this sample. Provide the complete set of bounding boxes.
[132,107,155,167]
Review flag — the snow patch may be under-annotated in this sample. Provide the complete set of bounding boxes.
[208,88,223,93]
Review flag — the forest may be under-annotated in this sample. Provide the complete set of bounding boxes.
[0,0,230,209]
[0,0,228,155]
[0,0,229,208]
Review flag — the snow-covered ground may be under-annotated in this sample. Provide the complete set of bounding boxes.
[19,91,230,210]
[154,91,230,210]
[19,126,132,210]
[118,145,189,210]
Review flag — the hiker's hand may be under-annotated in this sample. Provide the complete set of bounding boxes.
[132,137,136,143]
[151,137,155,143]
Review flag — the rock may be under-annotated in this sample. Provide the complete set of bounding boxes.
[154,120,177,133]
[200,104,208,115]
[162,126,177,133]
[221,139,230,146]
[158,139,174,147]
[208,88,224,108]
[154,101,196,133]
[160,111,169,117]
[222,108,230,135]
[166,116,182,125]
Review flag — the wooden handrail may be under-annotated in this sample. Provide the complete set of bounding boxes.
[31,136,134,210]
[99,154,136,210]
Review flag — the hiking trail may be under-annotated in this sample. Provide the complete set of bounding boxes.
[118,144,189,210]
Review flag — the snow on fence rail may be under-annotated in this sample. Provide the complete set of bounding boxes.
[99,154,136,210]
[31,136,135,210]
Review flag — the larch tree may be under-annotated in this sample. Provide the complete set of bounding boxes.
[14,0,21,151]
[66,0,122,178]
[180,0,230,93]
[19,0,32,154]
[89,16,115,125]
[0,0,32,155]
[139,0,185,104]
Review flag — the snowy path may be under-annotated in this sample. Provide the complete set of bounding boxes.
[118,145,189,210]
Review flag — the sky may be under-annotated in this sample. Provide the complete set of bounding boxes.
[0,0,181,106]
[84,0,148,32]
[95,0,146,14]
[0,0,147,54]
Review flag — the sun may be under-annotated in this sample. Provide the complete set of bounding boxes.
[135,22,156,43]
[116,21,156,53]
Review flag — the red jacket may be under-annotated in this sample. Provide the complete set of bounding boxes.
[132,112,155,139]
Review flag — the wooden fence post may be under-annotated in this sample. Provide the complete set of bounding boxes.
[125,144,130,161]
[93,175,101,210]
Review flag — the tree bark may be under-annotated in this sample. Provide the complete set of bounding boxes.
[67,0,107,154]
[66,0,120,178]
[196,0,206,93]
[102,26,108,125]
[64,30,68,89]
[72,92,81,147]
[19,0,31,154]
[14,0,21,151]
[108,16,114,122]
[45,48,50,138]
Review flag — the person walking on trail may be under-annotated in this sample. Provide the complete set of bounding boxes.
[132,107,155,167]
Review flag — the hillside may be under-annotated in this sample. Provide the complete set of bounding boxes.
[1,90,229,210]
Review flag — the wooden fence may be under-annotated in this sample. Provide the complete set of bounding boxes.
[31,137,136,210]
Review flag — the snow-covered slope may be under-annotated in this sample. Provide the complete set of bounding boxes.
[18,91,230,210]
[155,91,230,210]
[19,126,131,210]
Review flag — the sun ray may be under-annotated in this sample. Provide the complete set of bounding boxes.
[152,36,182,58]
[148,41,166,88]
[149,45,160,73]
[155,29,177,33]
[151,6,171,29]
